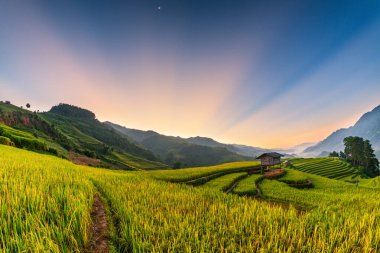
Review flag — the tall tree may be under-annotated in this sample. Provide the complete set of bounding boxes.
[344,136,379,177]
[363,140,379,177]
[344,136,364,166]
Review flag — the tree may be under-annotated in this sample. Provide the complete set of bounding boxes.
[344,136,364,166]
[343,136,379,177]
[26,103,31,109]
[339,151,346,159]
[329,151,339,157]
[363,140,380,177]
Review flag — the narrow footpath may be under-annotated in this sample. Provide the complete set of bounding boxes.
[86,194,109,253]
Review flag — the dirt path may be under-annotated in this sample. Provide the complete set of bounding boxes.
[225,181,239,194]
[86,194,109,253]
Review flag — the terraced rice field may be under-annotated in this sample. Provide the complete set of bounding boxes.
[290,157,357,179]
[2,144,380,252]
[202,172,247,191]
[145,161,260,182]
[233,174,264,196]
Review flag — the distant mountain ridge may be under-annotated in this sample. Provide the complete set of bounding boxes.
[304,104,380,158]
[105,122,257,167]
[186,136,273,157]
[105,122,298,167]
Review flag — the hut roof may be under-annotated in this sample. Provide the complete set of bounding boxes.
[256,152,284,159]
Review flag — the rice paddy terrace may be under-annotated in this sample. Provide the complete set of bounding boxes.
[290,157,357,180]
[2,144,380,252]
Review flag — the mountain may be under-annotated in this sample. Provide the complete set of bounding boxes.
[106,123,160,143]
[106,122,257,167]
[186,136,273,157]
[0,101,300,169]
[186,136,225,148]
[304,104,380,158]
[0,102,166,170]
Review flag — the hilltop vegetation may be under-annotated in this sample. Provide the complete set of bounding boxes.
[42,104,164,170]
[2,144,380,252]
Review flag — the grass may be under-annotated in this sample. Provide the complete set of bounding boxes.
[233,174,264,195]
[2,144,380,252]
[0,145,94,252]
[0,102,27,113]
[260,169,374,208]
[0,124,48,152]
[278,168,312,186]
[202,172,247,191]
[144,161,260,182]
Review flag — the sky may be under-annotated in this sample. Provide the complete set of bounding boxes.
[0,0,380,148]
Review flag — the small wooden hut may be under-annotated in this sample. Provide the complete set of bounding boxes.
[256,152,283,169]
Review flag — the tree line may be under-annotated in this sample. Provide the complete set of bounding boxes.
[329,136,379,177]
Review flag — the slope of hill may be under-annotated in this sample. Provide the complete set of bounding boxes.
[304,104,380,158]
[187,136,274,157]
[0,102,166,170]
[106,122,256,167]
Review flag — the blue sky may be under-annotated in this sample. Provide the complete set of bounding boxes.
[0,0,380,148]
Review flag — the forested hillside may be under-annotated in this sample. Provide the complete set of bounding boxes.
[0,102,166,170]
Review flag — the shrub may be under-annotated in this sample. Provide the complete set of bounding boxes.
[48,147,59,155]
[0,136,14,146]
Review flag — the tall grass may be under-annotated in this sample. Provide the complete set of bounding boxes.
[91,170,380,252]
[1,144,380,252]
[0,145,94,252]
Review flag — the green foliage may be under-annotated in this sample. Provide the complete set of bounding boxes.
[1,102,164,170]
[139,134,254,167]
[42,108,163,170]
[108,122,255,168]
[48,147,59,155]
[0,136,13,146]
[49,103,96,119]
[329,151,339,157]
[0,124,47,152]
[343,136,380,177]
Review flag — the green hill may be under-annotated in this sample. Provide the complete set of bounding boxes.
[0,102,166,170]
[106,121,255,167]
